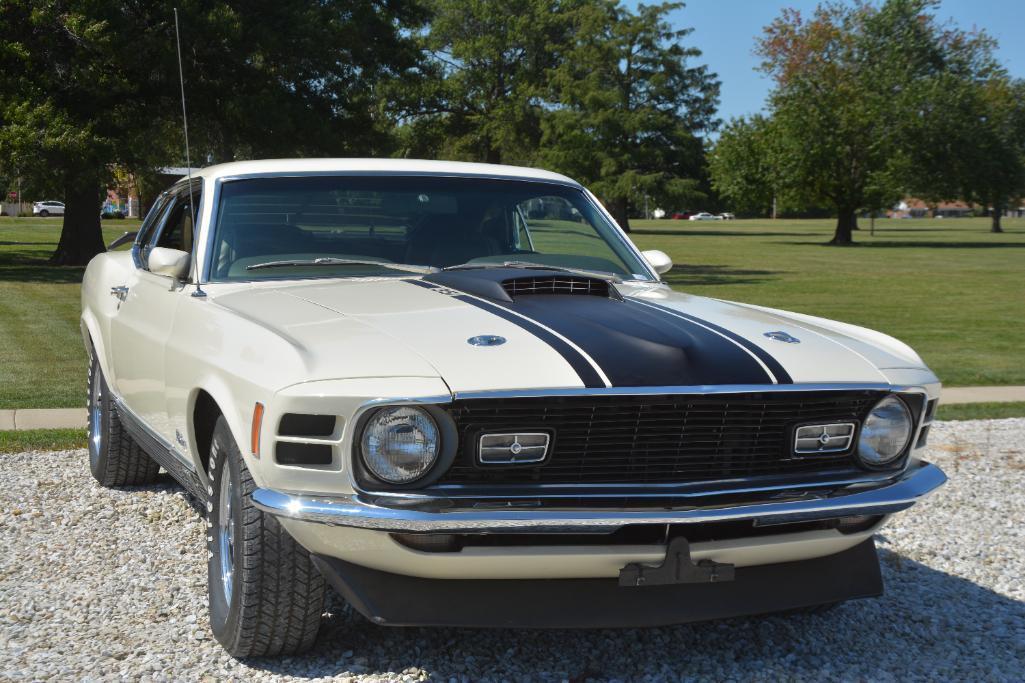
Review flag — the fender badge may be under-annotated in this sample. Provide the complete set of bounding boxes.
[764,331,800,344]
[468,335,507,347]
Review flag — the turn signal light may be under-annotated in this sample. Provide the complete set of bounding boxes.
[251,402,264,458]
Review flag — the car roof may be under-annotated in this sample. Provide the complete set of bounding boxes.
[185,158,580,186]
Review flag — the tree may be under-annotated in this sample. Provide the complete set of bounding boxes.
[709,116,777,216]
[906,75,1025,233]
[750,0,1001,244]
[403,0,583,164]
[0,3,166,263]
[0,1,429,265]
[540,1,719,230]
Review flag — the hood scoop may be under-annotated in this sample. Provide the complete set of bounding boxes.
[423,267,620,303]
[502,275,619,300]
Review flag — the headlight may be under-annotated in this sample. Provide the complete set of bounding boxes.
[857,396,913,466]
[360,406,440,484]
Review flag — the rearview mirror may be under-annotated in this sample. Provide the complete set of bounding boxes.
[641,249,673,276]
[148,247,191,280]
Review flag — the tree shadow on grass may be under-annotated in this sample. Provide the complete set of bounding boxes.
[246,546,1024,681]
[779,240,1025,249]
[661,263,780,287]
[0,250,85,284]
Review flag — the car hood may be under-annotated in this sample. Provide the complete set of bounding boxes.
[215,273,929,394]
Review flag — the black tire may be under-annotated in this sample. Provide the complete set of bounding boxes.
[38,209,49,217]
[87,354,160,486]
[207,416,325,657]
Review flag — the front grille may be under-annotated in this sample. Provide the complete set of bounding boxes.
[439,391,885,485]
[502,276,611,298]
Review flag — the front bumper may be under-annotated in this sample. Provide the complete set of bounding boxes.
[252,460,946,534]
[313,538,884,628]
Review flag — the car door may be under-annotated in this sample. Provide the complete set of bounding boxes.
[109,181,200,444]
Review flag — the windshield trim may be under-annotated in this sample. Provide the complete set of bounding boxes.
[199,172,660,285]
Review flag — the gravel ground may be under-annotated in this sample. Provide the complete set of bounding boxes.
[2,419,1023,682]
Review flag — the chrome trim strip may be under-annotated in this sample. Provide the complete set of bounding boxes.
[254,460,946,533]
[451,382,896,400]
[111,396,197,473]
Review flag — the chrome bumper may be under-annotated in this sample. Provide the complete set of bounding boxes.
[252,461,946,534]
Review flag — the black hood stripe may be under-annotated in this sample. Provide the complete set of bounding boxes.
[510,295,775,386]
[629,298,794,384]
[407,279,608,388]
[406,277,791,388]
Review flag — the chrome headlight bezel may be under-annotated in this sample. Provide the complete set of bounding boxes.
[856,395,915,469]
[355,405,458,489]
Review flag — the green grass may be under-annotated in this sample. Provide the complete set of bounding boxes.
[0,217,137,408]
[630,217,1025,387]
[0,428,87,453]
[936,402,1025,421]
[0,214,1022,409]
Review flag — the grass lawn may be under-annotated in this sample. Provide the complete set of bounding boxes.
[0,428,87,454]
[0,217,136,408]
[0,214,1022,409]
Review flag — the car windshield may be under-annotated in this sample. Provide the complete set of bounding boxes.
[208,176,653,282]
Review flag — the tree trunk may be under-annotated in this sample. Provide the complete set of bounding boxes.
[830,208,857,245]
[50,172,106,266]
[991,199,1004,233]
[611,196,631,232]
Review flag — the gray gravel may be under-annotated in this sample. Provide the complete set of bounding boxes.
[2,418,1023,681]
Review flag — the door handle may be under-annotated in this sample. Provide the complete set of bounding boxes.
[110,285,129,302]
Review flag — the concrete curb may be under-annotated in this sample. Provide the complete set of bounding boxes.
[939,386,1025,405]
[0,408,87,431]
[1,387,1024,431]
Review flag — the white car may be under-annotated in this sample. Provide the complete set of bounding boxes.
[81,159,945,657]
[32,200,65,216]
[688,212,722,221]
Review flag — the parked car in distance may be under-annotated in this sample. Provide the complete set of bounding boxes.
[688,211,722,221]
[81,158,945,657]
[719,212,735,220]
[101,207,127,219]
[33,200,65,217]
[670,211,691,219]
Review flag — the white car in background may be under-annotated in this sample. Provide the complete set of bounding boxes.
[32,200,65,217]
[80,158,945,657]
[688,211,722,221]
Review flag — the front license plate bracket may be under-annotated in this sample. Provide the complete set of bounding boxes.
[618,537,735,587]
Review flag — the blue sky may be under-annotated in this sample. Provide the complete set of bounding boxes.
[631,0,1025,123]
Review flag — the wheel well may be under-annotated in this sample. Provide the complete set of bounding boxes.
[192,390,221,475]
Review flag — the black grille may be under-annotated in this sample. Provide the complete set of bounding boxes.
[440,391,885,485]
[502,276,611,298]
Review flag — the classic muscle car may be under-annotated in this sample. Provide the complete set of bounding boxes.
[81,159,946,657]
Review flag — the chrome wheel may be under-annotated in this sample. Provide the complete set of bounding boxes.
[88,367,103,469]
[217,464,236,604]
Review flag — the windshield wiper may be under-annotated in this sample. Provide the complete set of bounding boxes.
[246,258,437,275]
[443,260,621,282]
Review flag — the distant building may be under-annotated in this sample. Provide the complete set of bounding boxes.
[890,198,974,218]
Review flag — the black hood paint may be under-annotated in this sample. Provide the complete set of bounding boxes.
[411,270,792,387]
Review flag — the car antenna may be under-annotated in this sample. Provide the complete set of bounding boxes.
[174,7,205,298]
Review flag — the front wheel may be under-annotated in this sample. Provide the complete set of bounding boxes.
[207,416,325,657]
[38,209,49,217]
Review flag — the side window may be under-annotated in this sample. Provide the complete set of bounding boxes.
[134,193,173,268]
[142,184,201,270]
[154,190,200,253]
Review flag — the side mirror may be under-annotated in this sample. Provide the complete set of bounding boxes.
[148,247,191,280]
[641,249,673,276]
